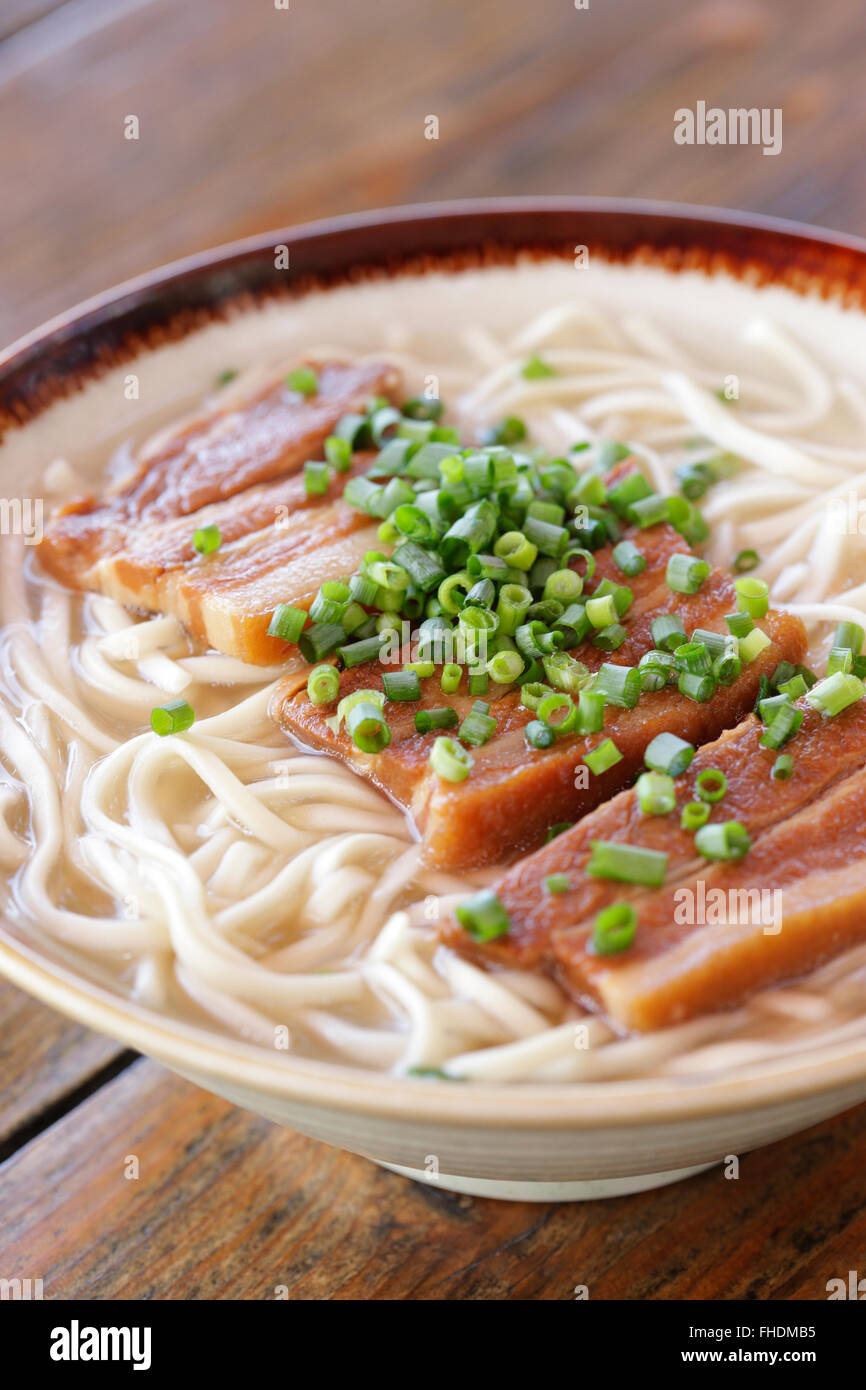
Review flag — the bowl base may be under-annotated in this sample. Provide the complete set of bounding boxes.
[377,1159,717,1202]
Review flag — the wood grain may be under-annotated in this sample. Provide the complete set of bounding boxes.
[2,0,866,1301]
[1,1061,865,1300]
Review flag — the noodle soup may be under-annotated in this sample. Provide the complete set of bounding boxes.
[3,256,866,1088]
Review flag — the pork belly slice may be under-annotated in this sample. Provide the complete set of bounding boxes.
[39,358,400,590]
[274,504,806,868]
[443,696,866,972]
[555,762,866,1031]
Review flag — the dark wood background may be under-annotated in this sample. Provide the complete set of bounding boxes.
[2,0,866,1301]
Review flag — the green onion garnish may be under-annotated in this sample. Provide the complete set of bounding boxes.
[458,701,497,747]
[544,873,571,895]
[586,840,667,887]
[760,704,803,750]
[306,664,339,705]
[678,670,716,702]
[346,700,390,753]
[303,460,330,496]
[695,768,727,803]
[192,523,221,555]
[738,626,771,663]
[644,732,694,777]
[805,671,865,718]
[455,888,509,940]
[338,633,387,669]
[521,354,556,380]
[772,754,794,780]
[150,699,195,737]
[680,800,710,831]
[286,366,319,397]
[525,719,556,749]
[675,641,712,675]
[215,368,237,387]
[415,707,458,733]
[591,902,637,956]
[584,738,623,775]
[521,681,554,712]
[382,670,421,702]
[591,663,641,709]
[636,770,676,816]
[725,611,754,639]
[298,621,346,662]
[468,668,489,696]
[694,820,751,861]
[666,553,710,594]
[652,614,687,652]
[440,663,462,694]
[575,689,605,734]
[325,435,352,471]
[487,649,525,684]
[734,575,769,619]
[430,735,473,782]
[267,603,308,644]
[537,692,578,736]
[545,821,574,842]
[481,415,527,446]
[834,621,864,656]
[612,539,646,577]
[733,549,760,573]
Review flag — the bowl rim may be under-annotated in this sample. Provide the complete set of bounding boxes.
[4,194,866,1129]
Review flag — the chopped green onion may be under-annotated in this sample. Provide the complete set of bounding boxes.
[537,692,578,735]
[586,840,668,887]
[834,621,864,656]
[415,707,458,733]
[267,603,308,644]
[488,649,525,684]
[391,541,445,593]
[734,575,769,619]
[738,626,771,663]
[458,701,497,747]
[626,492,670,529]
[678,670,716,703]
[525,719,556,749]
[591,902,637,955]
[455,888,509,940]
[667,553,710,594]
[575,689,606,735]
[481,415,527,446]
[430,735,473,782]
[586,594,618,628]
[607,471,651,516]
[304,460,330,495]
[584,738,623,775]
[496,583,533,636]
[542,651,590,694]
[494,530,538,571]
[544,874,571,895]
[725,611,754,639]
[826,646,853,678]
[310,579,351,625]
[733,549,760,573]
[382,670,421,702]
[215,368,237,387]
[636,770,676,816]
[644,732,694,777]
[805,671,865,718]
[521,354,556,380]
[325,434,353,471]
[151,699,195,736]
[695,768,728,803]
[674,641,712,675]
[346,700,391,753]
[638,650,677,691]
[712,647,743,686]
[405,660,435,680]
[468,668,489,696]
[772,753,794,780]
[337,633,387,669]
[694,820,751,861]
[652,614,687,652]
[591,663,641,709]
[592,622,627,652]
[306,664,339,705]
[286,366,318,396]
[612,539,646,577]
[680,800,710,831]
[543,568,583,603]
[440,663,462,694]
[545,821,574,842]
[192,523,221,555]
[520,681,554,712]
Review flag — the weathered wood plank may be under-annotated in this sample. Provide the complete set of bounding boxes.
[0,1060,864,1299]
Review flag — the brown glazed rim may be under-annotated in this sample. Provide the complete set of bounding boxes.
[3,196,866,1128]
[4,196,866,440]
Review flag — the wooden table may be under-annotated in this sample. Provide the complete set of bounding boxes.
[2,0,866,1300]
